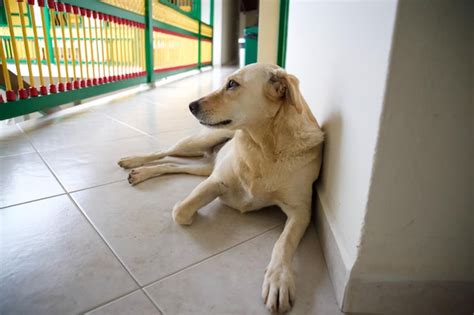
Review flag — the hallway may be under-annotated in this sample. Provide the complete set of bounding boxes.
[0,68,341,314]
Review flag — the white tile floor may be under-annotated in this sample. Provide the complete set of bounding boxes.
[0,68,342,315]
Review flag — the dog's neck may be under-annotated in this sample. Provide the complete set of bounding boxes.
[239,120,278,155]
[237,103,322,160]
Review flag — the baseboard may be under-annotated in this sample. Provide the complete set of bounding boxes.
[343,278,474,315]
[313,192,350,308]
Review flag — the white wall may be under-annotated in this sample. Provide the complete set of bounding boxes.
[347,1,473,310]
[257,0,279,64]
[201,0,211,25]
[212,0,222,66]
[286,0,398,270]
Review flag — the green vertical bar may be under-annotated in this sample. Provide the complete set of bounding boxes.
[277,0,289,68]
[45,7,55,63]
[26,4,32,27]
[210,0,214,65]
[197,0,201,69]
[210,0,214,27]
[192,0,199,20]
[145,0,154,82]
[210,0,214,66]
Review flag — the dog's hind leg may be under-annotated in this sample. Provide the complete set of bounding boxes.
[127,162,214,185]
[118,129,233,169]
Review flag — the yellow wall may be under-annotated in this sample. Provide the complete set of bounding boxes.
[201,39,212,64]
[153,30,198,70]
[153,2,199,34]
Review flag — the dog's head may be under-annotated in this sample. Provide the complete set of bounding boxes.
[189,63,308,129]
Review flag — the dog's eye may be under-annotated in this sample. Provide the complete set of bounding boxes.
[226,79,239,90]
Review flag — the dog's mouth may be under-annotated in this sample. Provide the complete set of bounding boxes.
[199,119,232,127]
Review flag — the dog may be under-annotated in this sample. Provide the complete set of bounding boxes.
[118,63,324,313]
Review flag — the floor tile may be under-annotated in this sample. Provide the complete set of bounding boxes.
[0,152,64,208]
[85,290,160,315]
[0,123,35,157]
[103,101,201,135]
[0,196,138,315]
[151,128,201,148]
[42,135,162,192]
[71,176,285,286]
[91,87,199,116]
[90,94,163,115]
[145,225,342,315]
[19,111,144,152]
[133,87,205,105]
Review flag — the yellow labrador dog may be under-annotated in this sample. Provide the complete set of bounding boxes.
[118,63,324,313]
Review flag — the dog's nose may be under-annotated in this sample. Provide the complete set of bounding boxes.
[189,100,200,114]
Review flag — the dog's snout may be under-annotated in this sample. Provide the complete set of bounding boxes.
[189,100,200,115]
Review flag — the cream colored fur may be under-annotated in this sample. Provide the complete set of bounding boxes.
[118,64,324,313]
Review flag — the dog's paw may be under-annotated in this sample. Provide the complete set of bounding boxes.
[262,264,295,314]
[172,202,194,225]
[128,168,147,185]
[118,156,145,169]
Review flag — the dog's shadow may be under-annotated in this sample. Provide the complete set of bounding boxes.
[312,110,343,216]
[180,202,285,252]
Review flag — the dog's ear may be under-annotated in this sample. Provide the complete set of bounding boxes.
[265,69,303,114]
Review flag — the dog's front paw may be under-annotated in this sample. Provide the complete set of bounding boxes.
[262,264,295,314]
[118,156,145,169]
[128,168,147,185]
[172,202,194,225]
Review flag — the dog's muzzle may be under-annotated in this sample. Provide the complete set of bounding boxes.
[189,98,232,127]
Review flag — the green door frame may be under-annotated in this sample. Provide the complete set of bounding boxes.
[277,0,289,68]
[145,0,154,83]
[197,0,202,69]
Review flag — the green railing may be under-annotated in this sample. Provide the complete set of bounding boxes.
[0,0,213,120]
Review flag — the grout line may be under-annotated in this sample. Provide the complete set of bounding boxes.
[101,113,202,142]
[81,288,141,314]
[69,197,136,281]
[68,179,128,194]
[12,127,69,195]
[141,223,284,289]
[0,192,67,210]
[141,288,166,315]
[17,124,152,154]
[100,113,152,137]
